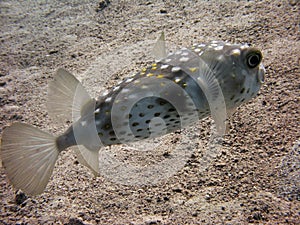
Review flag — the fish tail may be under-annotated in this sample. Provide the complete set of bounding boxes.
[1,123,59,195]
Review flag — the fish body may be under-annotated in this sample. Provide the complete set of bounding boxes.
[60,41,264,148]
[0,39,265,195]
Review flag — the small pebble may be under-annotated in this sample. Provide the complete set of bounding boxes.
[15,191,27,205]
[65,218,85,225]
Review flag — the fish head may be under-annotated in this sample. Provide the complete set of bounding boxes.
[200,42,265,110]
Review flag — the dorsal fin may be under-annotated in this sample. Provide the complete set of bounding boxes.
[152,32,167,61]
[47,68,94,123]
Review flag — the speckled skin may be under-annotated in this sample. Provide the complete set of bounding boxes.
[57,41,265,150]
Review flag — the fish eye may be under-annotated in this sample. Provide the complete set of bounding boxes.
[246,52,261,68]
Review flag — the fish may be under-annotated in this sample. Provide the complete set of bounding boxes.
[0,34,265,195]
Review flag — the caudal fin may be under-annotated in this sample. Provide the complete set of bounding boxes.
[1,123,59,195]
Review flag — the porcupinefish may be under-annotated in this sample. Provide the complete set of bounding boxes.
[0,35,265,195]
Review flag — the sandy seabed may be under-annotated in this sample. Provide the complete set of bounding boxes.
[0,0,299,224]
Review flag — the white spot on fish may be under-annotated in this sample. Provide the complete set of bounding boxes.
[199,51,204,56]
[175,50,182,55]
[105,97,112,103]
[198,44,206,48]
[240,44,249,50]
[211,43,218,47]
[181,51,189,56]
[214,45,224,51]
[121,88,130,93]
[171,66,181,73]
[81,121,87,127]
[160,64,169,69]
[95,108,100,113]
[95,120,102,126]
[101,90,109,96]
[113,86,120,91]
[125,78,134,83]
[165,58,172,63]
[217,55,225,61]
[231,49,241,56]
[179,57,189,62]
[194,48,201,53]
[128,93,138,100]
[242,69,248,76]
[174,78,181,83]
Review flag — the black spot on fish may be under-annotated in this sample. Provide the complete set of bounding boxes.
[145,120,150,124]
[163,115,170,119]
[132,122,139,127]
[154,112,161,117]
[139,113,145,117]
[240,88,245,94]
[110,137,117,141]
[148,105,154,109]
[103,124,111,130]
[137,129,143,132]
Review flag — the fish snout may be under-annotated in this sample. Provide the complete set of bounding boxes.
[257,64,265,84]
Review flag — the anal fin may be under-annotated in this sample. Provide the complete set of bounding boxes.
[74,146,99,176]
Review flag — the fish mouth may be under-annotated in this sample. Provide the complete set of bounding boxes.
[257,64,265,84]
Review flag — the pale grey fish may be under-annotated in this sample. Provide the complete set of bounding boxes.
[0,36,265,195]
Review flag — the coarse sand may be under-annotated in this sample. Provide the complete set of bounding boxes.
[0,0,299,224]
